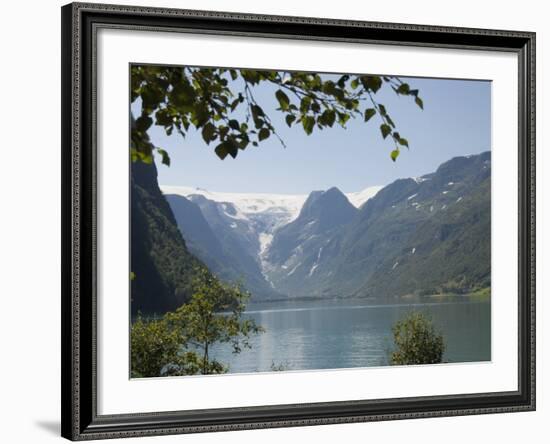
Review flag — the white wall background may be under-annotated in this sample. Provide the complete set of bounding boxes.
[0,0,545,443]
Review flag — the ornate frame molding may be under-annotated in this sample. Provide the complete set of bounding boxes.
[61,2,535,440]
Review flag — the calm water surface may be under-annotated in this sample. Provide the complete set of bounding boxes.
[210,297,491,373]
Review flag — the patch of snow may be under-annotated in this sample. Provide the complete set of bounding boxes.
[287,263,300,276]
[160,185,307,225]
[411,247,416,255]
[162,184,383,225]
[345,185,383,208]
[441,204,447,210]
[442,191,449,195]
[308,264,319,277]
[258,233,274,255]
[230,223,237,229]
[413,176,430,184]
[456,197,463,203]
[407,193,418,200]
[430,205,434,212]
[223,208,248,221]
[392,261,399,270]
[447,182,455,186]
[307,247,324,277]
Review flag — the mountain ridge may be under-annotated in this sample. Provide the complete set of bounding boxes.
[162,151,491,302]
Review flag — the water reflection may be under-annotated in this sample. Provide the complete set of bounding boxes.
[210,298,491,374]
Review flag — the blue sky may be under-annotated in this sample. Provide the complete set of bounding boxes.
[139,71,491,194]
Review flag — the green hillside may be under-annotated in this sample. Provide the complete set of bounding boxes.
[131,161,206,315]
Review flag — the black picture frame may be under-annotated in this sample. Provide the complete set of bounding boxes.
[61,2,536,440]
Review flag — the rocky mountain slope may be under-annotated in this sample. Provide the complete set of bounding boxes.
[131,161,207,315]
[161,152,491,301]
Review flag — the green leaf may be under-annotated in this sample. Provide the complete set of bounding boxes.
[131,146,154,164]
[285,114,296,127]
[322,81,336,95]
[258,128,270,141]
[201,122,217,144]
[215,143,228,160]
[228,120,240,130]
[251,105,265,129]
[135,115,153,132]
[391,149,400,162]
[141,153,153,164]
[141,85,166,109]
[397,83,410,94]
[130,271,136,281]
[237,133,250,150]
[230,98,240,111]
[130,147,138,163]
[415,97,424,109]
[157,148,171,166]
[361,76,382,93]
[320,109,336,127]
[380,124,392,139]
[193,104,210,128]
[215,141,238,160]
[378,104,387,116]
[398,137,409,148]
[170,81,195,107]
[300,96,312,113]
[275,89,290,110]
[155,109,172,127]
[302,115,315,135]
[337,74,349,88]
[253,117,263,129]
[251,104,264,118]
[364,108,376,122]
[338,112,350,126]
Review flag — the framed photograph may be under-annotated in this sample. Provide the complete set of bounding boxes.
[61,2,536,440]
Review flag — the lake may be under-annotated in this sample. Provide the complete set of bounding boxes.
[210,297,491,373]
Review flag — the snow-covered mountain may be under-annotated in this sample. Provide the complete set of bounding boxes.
[160,185,381,226]
[345,186,384,208]
[161,184,381,296]
[263,152,492,299]
[138,153,490,308]
[161,153,490,301]
[264,187,359,294]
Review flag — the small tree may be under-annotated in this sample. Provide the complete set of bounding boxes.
[130,315,201,378]
[131,269,264,377]
[390,311,445,365]
[166,268,264,375]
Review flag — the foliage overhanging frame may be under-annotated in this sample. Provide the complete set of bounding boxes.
[61,2,536,440]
